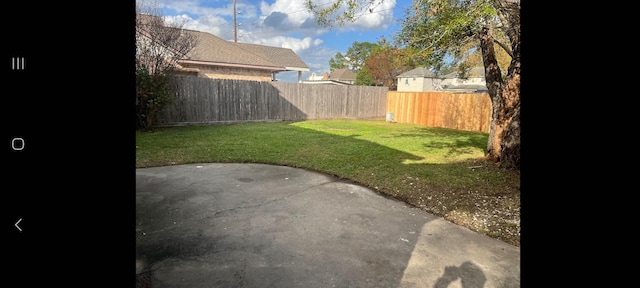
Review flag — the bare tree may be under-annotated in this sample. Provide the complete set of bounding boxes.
[135,2,197,75]
[135,1,198,130]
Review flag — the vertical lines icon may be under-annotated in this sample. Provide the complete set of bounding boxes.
[12,57,25,70]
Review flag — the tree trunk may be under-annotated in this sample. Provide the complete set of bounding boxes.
[500,100,520,169]
[479,25,504,162]
[479,23,521,169]
[498,25,521,169]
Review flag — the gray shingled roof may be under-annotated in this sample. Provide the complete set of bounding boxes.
[443,84,488,93]
[137,14,309,72]
[181,29,308,71]
[236,42,309,71]
[183,30,280,68]
[397,67,437,78]
[329,68,356,81]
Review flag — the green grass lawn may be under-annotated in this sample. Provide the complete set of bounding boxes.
[136,119,520,246]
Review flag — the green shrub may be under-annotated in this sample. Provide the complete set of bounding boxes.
[135,67,174,131]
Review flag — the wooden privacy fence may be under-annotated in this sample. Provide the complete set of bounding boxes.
[156,76,388,125]
[386,91,492,133]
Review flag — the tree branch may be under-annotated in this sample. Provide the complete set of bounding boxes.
[493,38,513,58]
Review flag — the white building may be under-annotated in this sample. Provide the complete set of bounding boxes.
[397,67,488,93]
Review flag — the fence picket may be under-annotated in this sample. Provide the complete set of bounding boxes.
[156,77,490,133]
[158,77,388,125]
[386,91,492,133]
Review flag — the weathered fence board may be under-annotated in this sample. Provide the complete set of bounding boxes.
[156,78,490,133]
[386,91,492,133]
[157,77,388,125]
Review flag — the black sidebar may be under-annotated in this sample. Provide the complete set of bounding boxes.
[4,3,135,286]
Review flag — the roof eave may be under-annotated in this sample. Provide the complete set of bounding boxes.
[284,66,310,72]
[178,59,286,71]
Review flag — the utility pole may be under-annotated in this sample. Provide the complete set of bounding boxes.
[233,0,237,42]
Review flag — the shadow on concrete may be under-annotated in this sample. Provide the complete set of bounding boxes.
[434,261,486,288]
[136,163,434,287]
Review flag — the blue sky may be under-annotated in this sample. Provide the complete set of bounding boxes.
[138,0,413,82]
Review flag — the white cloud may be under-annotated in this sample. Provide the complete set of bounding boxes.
[146,0,396,32]
[281,43,339,82]
[303,46,338,72]
[148,0,395,41]
[292,0,396,31]
[350,0,396,30]
[165,13,234,40]
[137,0,394,82]
[243,35,324,55]
[151,0,257,19]
[276,44,337,82]
[260,0,312,23]
[284,37,323,53]
[257,0,329,36]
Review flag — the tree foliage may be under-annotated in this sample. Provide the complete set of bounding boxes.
[329,52,349,71]
[397,0,495,65]
[355,67,376,86]
[398,0,514,79]
[364,39,415,90]
[344,41,380,72]
[329,39,414,88]
[305,0,387,27]
[329,41,379,72]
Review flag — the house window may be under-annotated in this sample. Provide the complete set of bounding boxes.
[405,79,409,85]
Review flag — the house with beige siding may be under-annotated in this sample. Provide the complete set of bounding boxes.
[397,67,488,93]
[175,29,309,82]
[137,14,309,82]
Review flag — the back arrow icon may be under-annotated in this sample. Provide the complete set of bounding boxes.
[15,218,22,232]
